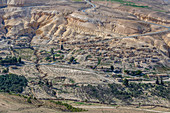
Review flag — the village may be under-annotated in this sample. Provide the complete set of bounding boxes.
[0,33,169,85]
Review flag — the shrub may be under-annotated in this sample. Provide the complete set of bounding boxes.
[50,100,86,112]
[0,56,22,65]
[123,79,129,86]
[27,96,32,103]
[2,68,9,73]
[45,56,51,61]
[69,57,75,63]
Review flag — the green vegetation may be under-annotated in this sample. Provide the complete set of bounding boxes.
[57,50,62,53]
[69,56,77,64]
[85,55,92,61]
[160,77,164,85]
[154,9,166,12]
[124,70,143,76]
[60,44,64,50]
[143,74,149,79]
[2,67,9,73]
[123,78,129,86]
[0,56,22,65]
[53,55,56,61]
[107,0,149,8]
[69,57,75,63]
[151,84,170,100]
[74,101,92,105]
[74,102,86,105]
[110,65,114,72]
[112,74,122,78]
[92,0,149,8]
[0,74,28,93]
[18,57,22,63]
[54,54,60,57]
[50,48,54,55]
[69,78,75,84]
[27,96,32,103]
[50,100,87,112]
[44,50,64,62]
[45,56,51,61]
[156,77,159,85]
[97,57,102,65]
[81,82,170,103]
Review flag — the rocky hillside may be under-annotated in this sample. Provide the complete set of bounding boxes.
[0,0,170,57]
[0,0,170,108]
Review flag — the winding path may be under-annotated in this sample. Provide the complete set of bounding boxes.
[82,0,96,14]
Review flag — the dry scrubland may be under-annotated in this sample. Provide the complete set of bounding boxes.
[0,93,168,113]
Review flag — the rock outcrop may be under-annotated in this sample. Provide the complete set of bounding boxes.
[116,6,170,26]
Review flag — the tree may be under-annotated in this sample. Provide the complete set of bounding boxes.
[50,48,54,55]
[69,57,75,63]
[45,56,51,61]
[53,55,55,61]
[0,56,22,65]
[160,77,164,85]
[60,44,64,50]
[2,68,9,73]
[44,79,49,86]
[27,97,32,103]
[143,74,149,79]
[97,57,102,65]
[123,79,129,86]
[156,77,159,85]
[9,46,13,51]
[138,102,141,108]
[12,57,17,63]
[17,57,22,63]
[110,65,114,72]
[136,70,142,75]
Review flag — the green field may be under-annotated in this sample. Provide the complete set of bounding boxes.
[74,0,149,8]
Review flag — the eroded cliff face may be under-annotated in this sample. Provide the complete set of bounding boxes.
[0,8,155,41]
[0,0,170,58]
